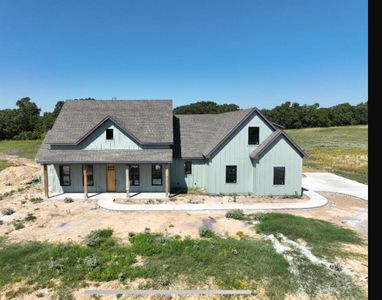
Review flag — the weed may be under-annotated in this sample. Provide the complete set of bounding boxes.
[225,209,245,220]
[29,197,43,204]
[13,220,25,230]
[64,197,74,203]
[24,213,37,222]
[198,226,216,238]
[85,229,113,247]
[1,208,15,216]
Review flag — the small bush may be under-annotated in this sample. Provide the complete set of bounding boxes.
[85,229,113,247]
[225,209,245,220]
[236,231,244,238]
[2,208,15,216]
[252,213,265,222]
[24,213,37,222]
[84,256,99,269]
[29,197,43,204]
[199,226,216,238]
[13,220,25,230]
[64,197,74,203]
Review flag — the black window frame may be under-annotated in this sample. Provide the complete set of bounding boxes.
[273,167,285,185]
[82,165,94,186]
[59,165,71,186]
[151,164,163,186]
[184,161,192,175]
[226,165,237,183]
[248,127,260,145]
[106,128,114,140]
[129,165,140,186]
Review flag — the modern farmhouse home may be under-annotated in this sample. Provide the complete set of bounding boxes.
[37,99,307,198]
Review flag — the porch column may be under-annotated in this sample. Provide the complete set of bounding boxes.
[83,164,88,199]
[126,165,130,198]
[165,164,170,198]
[43,164,49,199]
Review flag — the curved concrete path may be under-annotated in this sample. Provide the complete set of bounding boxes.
[302,172,368,201]
[97,189,327,212]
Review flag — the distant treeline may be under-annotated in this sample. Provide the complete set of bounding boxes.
[0,98,368,140]
[174,100,368,129]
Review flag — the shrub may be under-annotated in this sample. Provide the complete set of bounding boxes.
[2,208,15,216]
[64,197,74,203]
[13,220,25,230]
[84,256,99,269]
[225,209,245,220]
[29,197,43,204]
[24,213,37,222]
[85,229,113,247]
[252,213,265,222]
[236,231,244,238]
[199,226,216,238]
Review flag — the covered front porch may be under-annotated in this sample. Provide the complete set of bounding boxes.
[42,163,171,199]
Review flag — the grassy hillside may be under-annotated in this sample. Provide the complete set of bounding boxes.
[286,125,368,184]
[0,140,42,160]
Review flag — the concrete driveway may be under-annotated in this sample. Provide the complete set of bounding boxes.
[302,172,368,200]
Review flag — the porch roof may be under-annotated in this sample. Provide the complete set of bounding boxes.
[36,148,173,164]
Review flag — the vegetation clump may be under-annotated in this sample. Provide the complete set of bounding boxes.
[1,208,15,216]
[225,209,245,220]
[64,197,74,203]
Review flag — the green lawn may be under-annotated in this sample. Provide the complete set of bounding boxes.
[286,125,368,184]
[0,213,367,300]
[0,140,42,160]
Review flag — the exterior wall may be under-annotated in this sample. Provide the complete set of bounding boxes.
[206,114,274,194]
[51,120,141,150]
[253,136,303,196]
[45,163,166,194]
[171,159,207,190]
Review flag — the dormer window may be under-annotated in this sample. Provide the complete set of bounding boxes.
[106,128,114,140]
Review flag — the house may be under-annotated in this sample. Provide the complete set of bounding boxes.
[36,99,307,198]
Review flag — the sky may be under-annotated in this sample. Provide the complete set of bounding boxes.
[0,0,367,113]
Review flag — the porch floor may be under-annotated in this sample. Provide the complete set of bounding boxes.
[48,192,167,200]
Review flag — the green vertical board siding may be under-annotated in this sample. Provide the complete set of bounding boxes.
[253,136,303,196]
[171,159,207,190]
[206,114,274,194]
[51,120,141,150]
[46,163,166,193]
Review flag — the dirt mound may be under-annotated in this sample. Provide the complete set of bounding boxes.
[0,165,39,186]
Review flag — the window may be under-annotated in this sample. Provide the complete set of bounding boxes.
[226,166,237,183]
[152,164,162,185]
[184,161,192,175]
[248,127,260,145]
[106,128,114,140]
[129,165,140,186]
[82,165,94,186]
[273,167,285,185]
[59,165,71,186]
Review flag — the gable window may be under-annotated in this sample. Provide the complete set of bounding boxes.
[106,128,114,140]
[248,127,260,145]
[129,165,140,186]
[152,164,162,185]
[185,161,192,175]
[273,167,285,185]
[226,166,237,183]
[59,165,71,186]
[82,165,94,186]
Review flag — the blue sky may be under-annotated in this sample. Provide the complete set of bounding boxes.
[0,0,367,113]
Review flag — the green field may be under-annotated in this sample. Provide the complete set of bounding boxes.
[286,125,368,184]
[0,140,42,160]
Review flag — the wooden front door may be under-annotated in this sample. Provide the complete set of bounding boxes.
[107,165,116,192]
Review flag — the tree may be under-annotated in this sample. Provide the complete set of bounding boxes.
[174,101,239,114]
[15,97,41,133]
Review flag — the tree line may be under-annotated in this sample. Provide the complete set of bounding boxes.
[0,98,368,141]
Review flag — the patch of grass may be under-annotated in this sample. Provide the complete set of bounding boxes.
[24,213,37,222]
[64,197,74,203]
[225,209,246,220]
[286,125,368,183]
[0,160,14,171]
[29,197,43,204]
[1,208,15,216]
[255,213,363,259]
[0,140,42,159]
[0,190,16,201]
[198,226,216,238]
[12,220,25,230]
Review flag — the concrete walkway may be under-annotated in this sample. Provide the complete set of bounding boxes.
[97,189,328,212]
[302,172,368,200]
[49,192,167,200]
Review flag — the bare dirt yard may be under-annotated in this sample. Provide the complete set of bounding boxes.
[0,154,368,300]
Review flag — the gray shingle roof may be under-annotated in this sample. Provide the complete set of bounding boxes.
[44,100,173,145]
[37,148,172,164]
[250,130,308,160]
[174,108,277,159]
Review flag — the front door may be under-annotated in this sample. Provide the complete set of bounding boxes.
[107,165,116,192]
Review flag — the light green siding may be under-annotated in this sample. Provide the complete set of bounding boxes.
[51,120,141,150]
[171,159,207,190]
[206,114,273,194]
[253,136,303,196]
